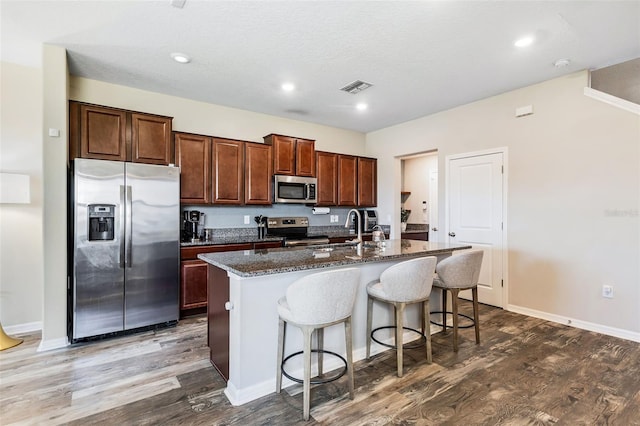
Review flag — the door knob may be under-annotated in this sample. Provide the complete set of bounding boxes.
[448,232,456,237]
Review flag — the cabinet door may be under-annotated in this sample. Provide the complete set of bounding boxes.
[131,113,172,165]
[79,104,127,161]
[316,151,338,206]
[337,154,358,206]
[245,143,273,205]
[175,133,211,204]
[212,138,244,204]
[181,260,208,310]
[267,135,295,175]
[295,138,316,177]
[358,157,377,207]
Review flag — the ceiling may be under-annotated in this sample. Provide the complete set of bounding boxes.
[2,1,639,133]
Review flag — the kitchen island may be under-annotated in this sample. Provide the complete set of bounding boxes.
[198,239,471,406]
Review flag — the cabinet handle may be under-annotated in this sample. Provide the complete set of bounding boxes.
[448,232,456,237]
[224,301,234,311]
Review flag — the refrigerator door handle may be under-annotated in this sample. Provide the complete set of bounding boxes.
[125,185,133,268]
[119,185,126,268]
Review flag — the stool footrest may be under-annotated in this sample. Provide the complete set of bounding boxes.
[429,311,475,329]
[281,349,347,385]
[370,326,426,350]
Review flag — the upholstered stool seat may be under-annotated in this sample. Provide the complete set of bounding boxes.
[366,256,437,377]
[276,268,360,421]
[431,250,484,352]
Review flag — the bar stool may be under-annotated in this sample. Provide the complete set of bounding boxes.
[366,256,437,377]
[276,268,360,421]
[431,250,484,352]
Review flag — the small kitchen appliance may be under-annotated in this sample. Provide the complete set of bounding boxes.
[182,210,205,242]
[352,209,378,232]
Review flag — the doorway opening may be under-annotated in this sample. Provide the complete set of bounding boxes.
[400,150,438,242]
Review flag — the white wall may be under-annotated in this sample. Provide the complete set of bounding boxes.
[69,77,366,156]
[402,154,437,224]
[0,62,44,330]
[367,71,640,337]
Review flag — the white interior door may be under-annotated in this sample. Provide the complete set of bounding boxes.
[447,151,504,307]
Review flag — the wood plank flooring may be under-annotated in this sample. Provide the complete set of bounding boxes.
[1,302,639,425]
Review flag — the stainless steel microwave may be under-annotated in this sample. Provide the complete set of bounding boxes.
[273,175,317,204]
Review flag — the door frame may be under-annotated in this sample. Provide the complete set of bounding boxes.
[444,147,509,308]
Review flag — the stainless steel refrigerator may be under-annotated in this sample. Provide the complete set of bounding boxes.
[68,158,180,342]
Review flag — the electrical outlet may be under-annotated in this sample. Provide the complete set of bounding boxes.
[602,285,614,298]
[244,215,250,225]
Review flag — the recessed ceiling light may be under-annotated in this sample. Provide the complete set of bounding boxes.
[356,103,368,111]
[170,52,191,64]
[554,58,571,68]
[281,82,295,92]
[514,36,534,48]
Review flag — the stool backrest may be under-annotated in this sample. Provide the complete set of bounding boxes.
[435,250,484,288]
[285,268,360,324]
[379,256,437,302]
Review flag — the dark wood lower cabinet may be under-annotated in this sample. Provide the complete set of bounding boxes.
[180,243,253,317]
[208,265,230,381]
[180,260,208,310]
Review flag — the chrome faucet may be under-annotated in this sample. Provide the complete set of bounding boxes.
[344,209,362,245]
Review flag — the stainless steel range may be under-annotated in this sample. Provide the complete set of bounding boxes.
[266,217,329,247]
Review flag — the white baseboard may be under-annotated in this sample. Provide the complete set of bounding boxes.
[506,304,640,343]
[3,321,42,335]
[37,337,69,352]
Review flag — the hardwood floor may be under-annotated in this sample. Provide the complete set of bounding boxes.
[2,303,639,425]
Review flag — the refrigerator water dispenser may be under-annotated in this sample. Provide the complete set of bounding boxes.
[88,204,115,241]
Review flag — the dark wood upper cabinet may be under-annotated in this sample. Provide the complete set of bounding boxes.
[75,103,127,161]
[212,138,244,204]
[175,132,211,204]
[295,138,316,177]
[263,134,315,177]
[69,101,172,165]
[357,157,377,207]
[131,113,172,165]
[245,142,272,205]
[316,151,338,206]
[337,154,358,206]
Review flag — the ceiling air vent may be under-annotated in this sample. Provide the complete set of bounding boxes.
[340,80,373,94]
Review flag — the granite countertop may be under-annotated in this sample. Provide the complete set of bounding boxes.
[198,239,471,277]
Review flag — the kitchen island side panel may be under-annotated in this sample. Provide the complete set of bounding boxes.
[208,265,230,381]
